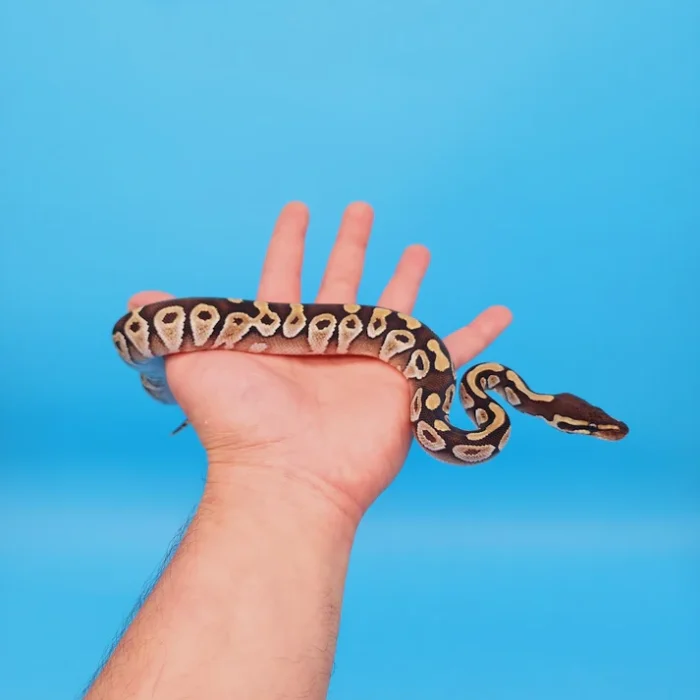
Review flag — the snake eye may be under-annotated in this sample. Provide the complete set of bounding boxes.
[588,423,598,431]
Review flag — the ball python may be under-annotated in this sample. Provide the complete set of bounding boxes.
[112,298,629,465]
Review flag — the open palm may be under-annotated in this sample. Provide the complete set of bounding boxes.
[128,202,512,515]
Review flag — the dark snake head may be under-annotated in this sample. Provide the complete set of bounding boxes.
[554,393,629,441]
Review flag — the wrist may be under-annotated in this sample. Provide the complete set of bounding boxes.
[201,457,363,542]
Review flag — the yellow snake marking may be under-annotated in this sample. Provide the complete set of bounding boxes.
[465,368,487,399]
[504,386,521,406]
[112,331,131,364]
[466,362,504,399]
[547,414,592,433]
[487,374,500,388]
[416,420,447,451]
[434,419,451,432]
[426,339,451,372]
[283,304,307,339]
[452,443,496,463]
[190,303,221,347]
[552,415,589,427]
[367,307,392,338]
[506,370,554,402]
[227,298,243,304]
[214,312,254,348]
[343,304,360,313]
[403,349,430,380]
[479,362,505,373]
[152,305,186,352]
[425,392,441,411]
[307,313,338,353]
[379,329,416,362]
[475,407,489,426]
[124,309,154,359]
[337,314,363,354]
[598,424,622,431]
[410,388,423,422]
[548,419,590,434]
[467,402,507,441]
[248,342,269,353]
[397,312,422,330]
[459,382,475,409]
[498,426,512,451]
[252,301,282,337]
[442,384,455,414]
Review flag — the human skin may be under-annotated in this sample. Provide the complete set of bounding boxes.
[85,201,512,699]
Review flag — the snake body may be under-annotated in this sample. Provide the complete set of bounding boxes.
[112,298,628,464]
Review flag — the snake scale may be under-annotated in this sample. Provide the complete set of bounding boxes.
[112,298,629,464]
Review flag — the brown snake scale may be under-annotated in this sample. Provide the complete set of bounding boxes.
[112,298,629,465]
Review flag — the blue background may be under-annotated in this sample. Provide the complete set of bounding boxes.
[1,1,698,698]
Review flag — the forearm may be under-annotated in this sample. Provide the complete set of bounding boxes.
[86,465,358,699]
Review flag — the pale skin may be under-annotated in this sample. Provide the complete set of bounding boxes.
[85,202,512,699]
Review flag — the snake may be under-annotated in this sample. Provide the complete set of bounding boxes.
[112,298,629,465]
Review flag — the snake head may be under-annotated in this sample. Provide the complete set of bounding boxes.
[554,393,629,441]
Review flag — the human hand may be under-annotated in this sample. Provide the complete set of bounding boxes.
[127,202,512,521]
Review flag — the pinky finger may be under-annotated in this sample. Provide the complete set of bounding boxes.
[443,306,513,369]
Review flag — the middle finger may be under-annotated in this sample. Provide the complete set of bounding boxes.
[315,202,374,303]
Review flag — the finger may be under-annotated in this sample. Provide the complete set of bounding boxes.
[128,290,175,310]
[377,244,430,313]
[443,305,513,369]
[257,201,309,302]
[316,202,374,303]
